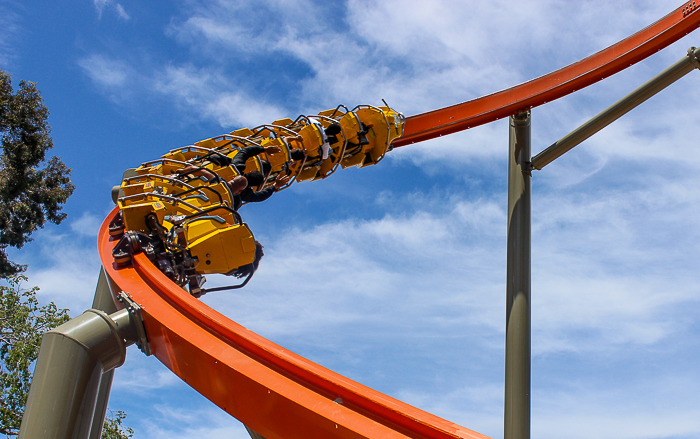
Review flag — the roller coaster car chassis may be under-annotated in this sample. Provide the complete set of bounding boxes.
[110,212,207,297]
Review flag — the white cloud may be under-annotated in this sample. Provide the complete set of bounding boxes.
[69,212,102,237]
[199,169,699,358]
[156,0,693,141]
[397,373,700,439]
[112,347,181,392]
[114,4,130,21]
[136,404,250,439]
[8,217,104,315]
[200,197,508,344]
[78,54,131,89]
[23,234,101,315]
[530,379,700,439]
[94,0,130,21]
[0,2,22,68]
[153,64,286,127]
[94,0,108,18]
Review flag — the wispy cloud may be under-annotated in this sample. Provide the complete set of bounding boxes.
[163,0,690,118]
[21,234,101,315]
[112,348,181,393]
[201,166,699,356]
[78,53,133,102]
[94,0,130,21]
[201,195,507,342]
[530,378,700,439]
[0,3,21,68]
[138,404,251,439]
[9,214,105,314]
[153,64,286,127]
[69,212,103,237]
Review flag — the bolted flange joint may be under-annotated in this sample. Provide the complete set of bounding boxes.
[688,46,700,67]
[117,291,152,356]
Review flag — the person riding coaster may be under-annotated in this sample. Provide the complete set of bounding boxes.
[173,144,293,211]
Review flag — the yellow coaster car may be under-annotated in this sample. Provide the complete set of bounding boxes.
[110,103,404,296]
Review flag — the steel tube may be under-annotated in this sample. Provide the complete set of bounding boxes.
[245,426,268,439]
[532,46,700,170]
[18,302,140,439]
[89,268,120,439]
[505,111,532,439]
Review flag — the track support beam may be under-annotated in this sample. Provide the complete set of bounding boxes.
[505,111,532,439]
[532,46,700,170]
[18,269,148,439]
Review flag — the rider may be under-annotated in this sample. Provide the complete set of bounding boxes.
[175,144,290,211]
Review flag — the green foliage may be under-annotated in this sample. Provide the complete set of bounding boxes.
[101,410,134,439]
[0,70,75,278]
[0,275,69,436]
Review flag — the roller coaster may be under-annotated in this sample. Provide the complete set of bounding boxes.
[108,105,405,297]
[19,3,700,439]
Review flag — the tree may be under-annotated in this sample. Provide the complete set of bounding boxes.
[101,410,134,439]
[0,69,75,278]
[0,275,69,435]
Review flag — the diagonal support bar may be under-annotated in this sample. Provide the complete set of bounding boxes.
[532,46,700,170]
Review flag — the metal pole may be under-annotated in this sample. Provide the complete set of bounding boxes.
[245,426,269,439]
[532,46,700,170]
[505,111,531,439]
[18,308,135,439]
[89,268,120,439]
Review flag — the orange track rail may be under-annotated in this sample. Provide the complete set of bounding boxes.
[100,5,699,439]
[394,4,700,147]
[100,208,488,439]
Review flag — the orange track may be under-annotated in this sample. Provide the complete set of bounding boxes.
[100,5,699,439]
[395,4,700,147]
[100,208,488,439]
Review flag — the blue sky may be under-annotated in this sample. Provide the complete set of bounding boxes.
[2,1,700,438]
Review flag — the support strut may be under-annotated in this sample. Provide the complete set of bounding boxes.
[18,270,150,439]
[505,111,532,439]
[532,46,700,170]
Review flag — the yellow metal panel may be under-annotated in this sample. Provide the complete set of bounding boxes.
[315,156,337,179]
[271,118,294,127]
[296,166,319,182]
[196,138,218,149]
[119,201,166,233]
[339,112,362,145]
[186,218,224,242]
[318,108,346,119]
[231,127,254,137]
[208,181,236,207]
[161,151,187,162]
[240,234,256,253]
[299,124,323,158]
[340,153,365,169]
[244,156,262,174]
[211,164,237,183]
[187,224,255,275]
[260,137,290,170]
[356,107,390,167]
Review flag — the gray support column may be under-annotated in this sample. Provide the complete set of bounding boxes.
[244,426,269,439]
[18,307,136,439]
[505,111,531,439]
[89,268,120,439]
